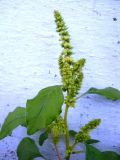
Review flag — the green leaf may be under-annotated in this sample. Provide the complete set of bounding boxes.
[86,144,102,160]
[69,130,77,137]
[86,87,120,101]
[86,145,120,160]
[0,107,26,140]
[85,139,100,144]
[102,151,120,160]
[39,131,48,146]
[26,85,64,135]
[17,137,45,160]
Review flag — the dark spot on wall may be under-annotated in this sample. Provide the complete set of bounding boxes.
[117,41,120,44]
[113,17,117,21]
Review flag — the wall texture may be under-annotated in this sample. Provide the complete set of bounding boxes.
[0,0,120,159]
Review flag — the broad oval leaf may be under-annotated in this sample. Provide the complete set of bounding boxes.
[86,145,120,160]
[26,85,64,135]
[102,151,120,160]
[17,137,44,160]
[86,144,102,160]
[0,107,26,140]
[87,87,120,101]
[39,131,48,146]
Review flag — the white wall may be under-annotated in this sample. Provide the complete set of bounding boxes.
[0,0,120,159]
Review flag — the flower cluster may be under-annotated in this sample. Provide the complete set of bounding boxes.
[81,119,101,133]
[54,10,85,107]
[75,131,90,143]
[75,119,101,143]
[50,116,66,144]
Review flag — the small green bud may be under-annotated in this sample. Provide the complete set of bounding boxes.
[60,31,69,36]
[63,56,74,64]
[65,97,75,107]
[61,42,72,49]
[62,49,72,56]
[61,36,70,42]
[56,27,62,32]
[57,22,64,28]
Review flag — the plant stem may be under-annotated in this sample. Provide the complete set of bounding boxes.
[66,155,70,160]
[64,105,70,149]
[54,143,61,160]
[64,105,71,160]
[71,142,77,151]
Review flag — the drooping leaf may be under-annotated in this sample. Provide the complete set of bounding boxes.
[17,137,45,160]
[26,85,64,135]
[69,130,77,137]
[0,107,26,140]
[101,151,120,160]
[85,139,100,144]
[39,131,48,146]
[86,145,120,160]
[86,87,120,101]
[86,144,102,160]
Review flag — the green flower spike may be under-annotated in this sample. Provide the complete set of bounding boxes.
[81,119,101,133]
[54,10,86,107]
[75,119,101,143]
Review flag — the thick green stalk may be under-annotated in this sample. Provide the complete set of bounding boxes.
[64,105,71,160]
[64,105,70,149]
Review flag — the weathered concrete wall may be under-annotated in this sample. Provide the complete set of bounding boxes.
[0,0,120,159]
